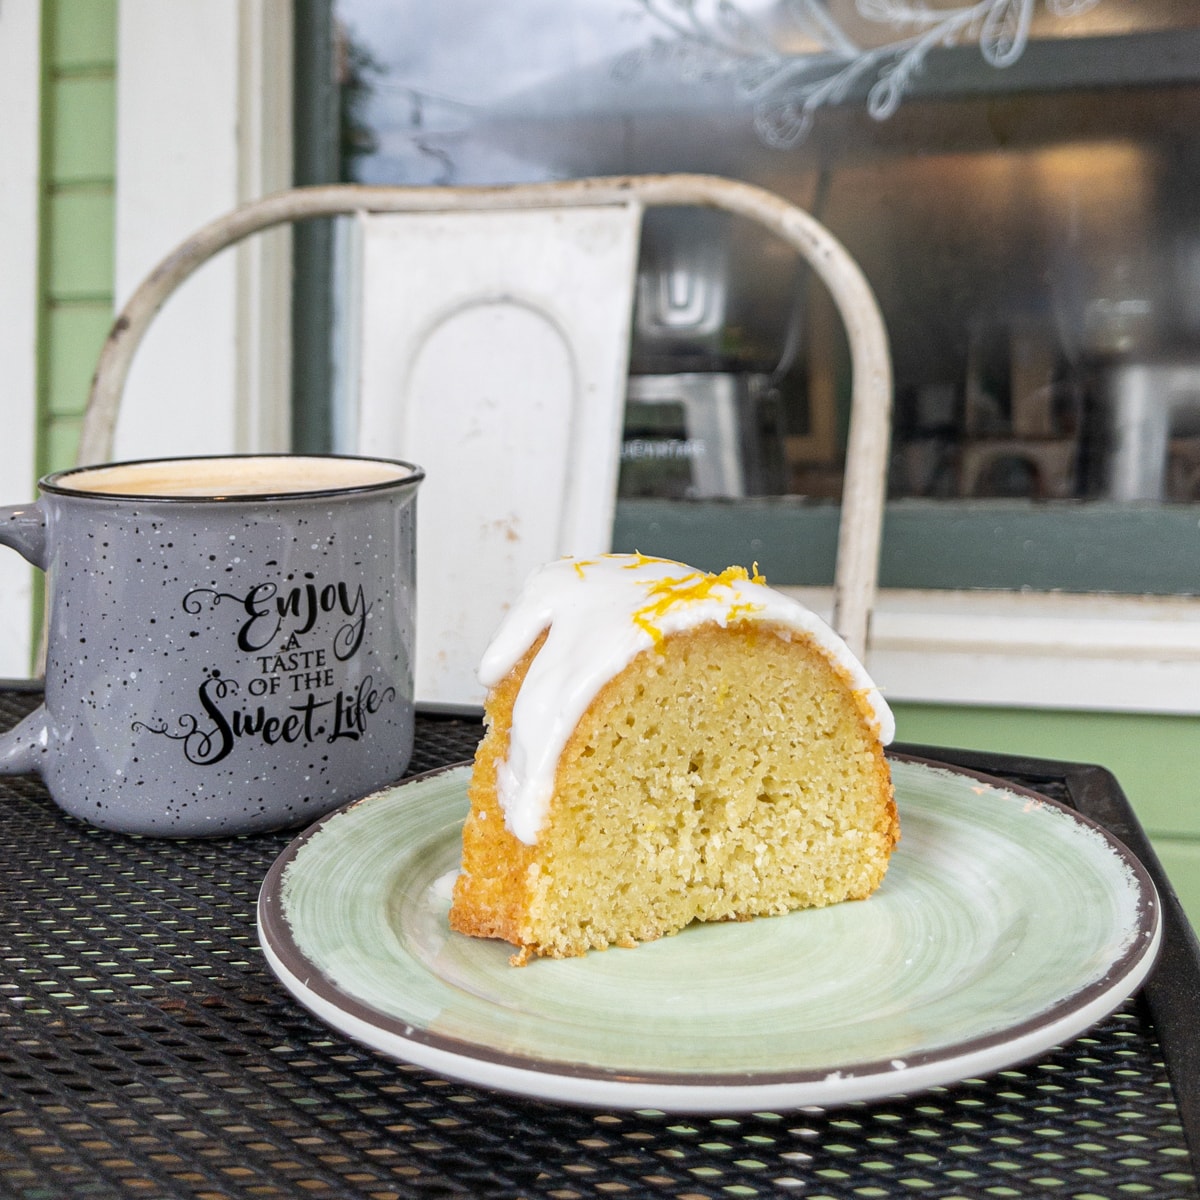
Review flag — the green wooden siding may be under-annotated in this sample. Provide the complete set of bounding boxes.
[36,0,117,481]
[892,703,1200,932]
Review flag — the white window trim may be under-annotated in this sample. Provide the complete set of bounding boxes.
[0,0,42,676]
[784,587,1200,716]
[113,0,292,463]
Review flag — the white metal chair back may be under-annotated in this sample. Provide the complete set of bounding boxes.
[78,175,892,701]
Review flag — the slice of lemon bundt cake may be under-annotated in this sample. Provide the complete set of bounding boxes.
[448,553,897,964]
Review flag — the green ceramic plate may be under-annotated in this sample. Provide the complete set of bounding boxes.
[257,756,1160,1112]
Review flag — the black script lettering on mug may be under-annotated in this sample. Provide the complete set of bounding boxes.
[132,673,396,764]
[129,673,234,765]
[326,676,398,743]
[256,646,327,674]
[184,577,371,659]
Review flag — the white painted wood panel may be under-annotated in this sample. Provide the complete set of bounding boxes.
[785,586,1200,716]
[352,206,642,704]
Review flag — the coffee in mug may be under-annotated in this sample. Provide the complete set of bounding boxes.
[0,454,423,836]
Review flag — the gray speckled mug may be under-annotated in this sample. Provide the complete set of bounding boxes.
[0,454,423,836]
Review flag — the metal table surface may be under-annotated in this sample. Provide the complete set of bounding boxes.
[0,683,1197,1200]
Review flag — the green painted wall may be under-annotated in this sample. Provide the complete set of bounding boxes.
[37,0,117,478]
[893,703,1200,932]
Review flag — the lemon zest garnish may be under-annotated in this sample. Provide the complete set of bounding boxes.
[727,601,762,623]
[631,564,766,646]
[620,551,671,570]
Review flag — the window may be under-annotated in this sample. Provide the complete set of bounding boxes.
[292,1,1200,712]
[307,0,1200,598]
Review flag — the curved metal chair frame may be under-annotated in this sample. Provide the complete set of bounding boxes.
[80,174,892,657]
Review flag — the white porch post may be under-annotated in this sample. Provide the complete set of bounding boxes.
[113,0,293,462]
[0,1,43,675]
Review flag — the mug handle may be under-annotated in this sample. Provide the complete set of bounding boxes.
[0,503,51,776]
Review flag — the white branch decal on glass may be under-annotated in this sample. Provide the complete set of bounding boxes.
[616,0,1103,147]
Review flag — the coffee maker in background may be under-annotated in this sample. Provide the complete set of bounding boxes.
[619,208,790,501]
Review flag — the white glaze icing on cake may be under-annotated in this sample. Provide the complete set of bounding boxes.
[479,553,894,844]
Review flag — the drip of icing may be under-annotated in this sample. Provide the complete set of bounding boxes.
[478,554,894,844]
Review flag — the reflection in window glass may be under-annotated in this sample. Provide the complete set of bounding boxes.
[332,1,1200,509]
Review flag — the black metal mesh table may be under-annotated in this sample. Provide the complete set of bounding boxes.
[0,683,1197,1200]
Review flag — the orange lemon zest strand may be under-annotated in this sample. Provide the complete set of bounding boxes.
[631,565,765,645]
[620,551,672,570]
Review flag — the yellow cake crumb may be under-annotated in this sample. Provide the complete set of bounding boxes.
[449,617,898,963]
